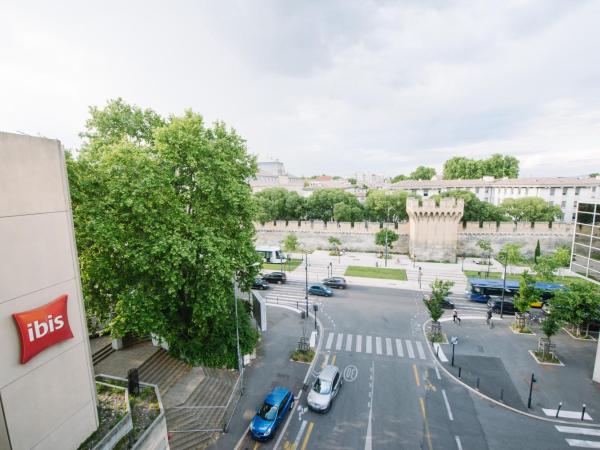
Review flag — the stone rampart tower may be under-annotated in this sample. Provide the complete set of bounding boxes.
[406,197,464,262]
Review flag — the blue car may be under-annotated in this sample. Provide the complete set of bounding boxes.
[250,387,294,441]
[308,284,333,297]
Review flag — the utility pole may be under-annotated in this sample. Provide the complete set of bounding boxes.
[500,252,508,318]
[305,251,309,316]
[233,276,243,395]
[385,230,388,268]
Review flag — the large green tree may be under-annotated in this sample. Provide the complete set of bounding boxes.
[409,166,436,180]
[305,189,363,222]
[69,100,260,367]
[551,280,600,338]
[443,154,519,180]
[254,188,305,222]
[436,190,506,222]
[501,197,563,223]
[364,189,411,222]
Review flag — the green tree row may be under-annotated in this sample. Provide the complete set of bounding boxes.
[255,187,563,223]
[68,99,260,367]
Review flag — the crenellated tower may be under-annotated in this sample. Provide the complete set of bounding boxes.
[406,197,464,262]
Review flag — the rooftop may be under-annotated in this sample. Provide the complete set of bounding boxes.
[390,176,600,190]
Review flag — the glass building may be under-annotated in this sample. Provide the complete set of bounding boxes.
[572,202,600,282]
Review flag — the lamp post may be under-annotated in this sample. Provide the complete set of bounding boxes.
[527,373,537,409]
[451,336,458,367]
[500,253,508,318]
[418,266,422,289]
[232,275,244,395]
[305,251,309,317]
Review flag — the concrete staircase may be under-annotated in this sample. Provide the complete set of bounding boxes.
[138,349,191,394]
[91,343,114,366]
[166,368,239,450]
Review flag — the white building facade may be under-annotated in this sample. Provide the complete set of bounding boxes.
[390,177,600,223]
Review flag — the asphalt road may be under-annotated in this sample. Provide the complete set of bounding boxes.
[245,284,599,450]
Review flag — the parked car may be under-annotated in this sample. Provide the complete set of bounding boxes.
[263,272,287,284]
[307,365,342,412]
[308,284,333,297]
[250,387,294,441]
[252,277,269,290]
[488,298,516,315]
[422,295,454,309]
[322,277,347,289]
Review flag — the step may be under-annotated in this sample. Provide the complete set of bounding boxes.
[92,344,114,365]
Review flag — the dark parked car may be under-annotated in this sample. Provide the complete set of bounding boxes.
[322,277,347,289]
[263,272,286,284]
[252,277,269,290]
[423,295,454,309]
[308,284,333,297]
[488,298,516,315]
[250,387,294,441]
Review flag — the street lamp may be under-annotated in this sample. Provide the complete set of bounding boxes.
[500,252,508,318]
[305,251,309,316]
[451,336,458,367]
[232,275,244,395]
[418,266,422,289]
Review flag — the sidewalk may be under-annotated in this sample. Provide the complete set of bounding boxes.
[210,306,315,449]
[433,316,600,423]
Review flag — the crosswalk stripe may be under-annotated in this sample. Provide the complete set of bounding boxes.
[385,338,393,356]
[346,334,353,352]
[375,337,382,355]
[556,426,600,437]
[565,439,600,448]
[416,341,426,360]
[396,339,404,357]
[356,335,362,353]
[406,340,415,359]
[336,333,344,351]
[326,333,334,350]
[366,336,372,354]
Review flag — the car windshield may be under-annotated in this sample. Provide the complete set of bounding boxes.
[313,378,332,395]
[257,402,278,421]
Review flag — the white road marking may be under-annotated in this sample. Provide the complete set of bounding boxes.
[556,426,600,436]
[544,409,593,420]
[293,420,308,449]
[336,333,344,351]
[326,333,334,350]
[406,340,415,359]
[416,341,426,360]
[455,435,463,450]
[376,337,383,355]
[346,334,353,352]
[433,343,448,362]
[442,389,454,421]
[364,361,374,450]
[366,336,372,354]
[356,334,362,353]
[321,353,330,369]
[434,365,441,380]
[395,339,404,357]
[385,337,393,356]
[565,439,600,448]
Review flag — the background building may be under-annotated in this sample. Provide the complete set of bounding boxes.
[390,176,600,222]
[0,133,98,449]
[571,202,600,283]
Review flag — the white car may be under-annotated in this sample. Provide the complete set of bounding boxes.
[307,365,342,412]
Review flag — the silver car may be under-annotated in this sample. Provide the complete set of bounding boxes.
[307,365,342,412]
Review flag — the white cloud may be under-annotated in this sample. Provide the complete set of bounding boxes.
[1,0,599,177]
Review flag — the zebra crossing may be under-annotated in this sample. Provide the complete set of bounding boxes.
[555,425,600,448]
[324,331,427,360]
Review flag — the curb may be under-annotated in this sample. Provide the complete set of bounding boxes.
[422,317,600,428]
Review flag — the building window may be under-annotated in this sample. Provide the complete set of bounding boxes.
[576,187,581,195]
[574,201,578,208]
[563,187,568,195]
[423,189,429,197]
[560,201,566,208]
[475,187,480,193]
[550,187,556,195]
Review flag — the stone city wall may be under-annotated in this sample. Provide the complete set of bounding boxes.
[254,221,573,256]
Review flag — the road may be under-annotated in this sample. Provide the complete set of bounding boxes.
[239,283,600,449]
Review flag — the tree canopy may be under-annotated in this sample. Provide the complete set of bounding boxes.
[435,190,506,222]
[364,189,410,222]
[305,189,363,222]
[69,99,260,367]
[443,154,519,180]
[501,197,563,223]
[254,188,305,222]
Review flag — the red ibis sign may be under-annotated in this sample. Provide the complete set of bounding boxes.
[12,294,74,364]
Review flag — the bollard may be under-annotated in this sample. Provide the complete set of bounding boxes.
[458,367,462,378]
[582,404,587,421]
[477,377,480,390]
[500,389,504,402]
[436,346,439,358]
[556,402,562,418]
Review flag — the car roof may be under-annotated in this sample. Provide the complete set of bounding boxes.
[269,271,285,275]
[265,386,291,404]
[319,365,339,381]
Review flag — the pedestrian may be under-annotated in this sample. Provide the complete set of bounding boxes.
[453,309,461,325]
[486,308,492,325]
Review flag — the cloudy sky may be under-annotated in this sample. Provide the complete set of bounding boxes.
[2,0,600,178]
